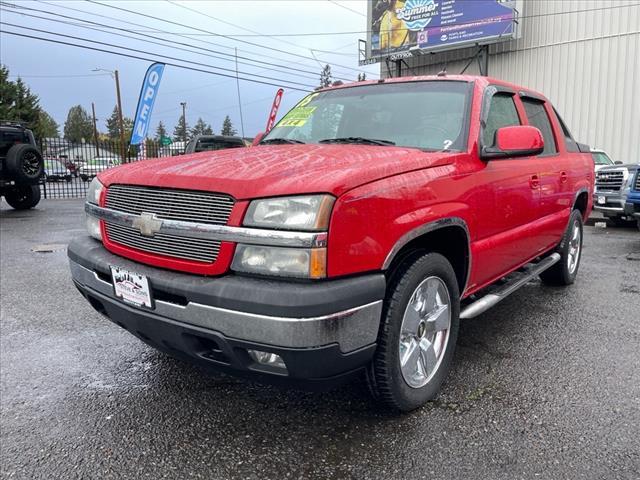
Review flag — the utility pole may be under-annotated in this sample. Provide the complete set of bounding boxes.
[91,102,99,157]
[234,48,245,138]
[180,102,187,142]
[114,70,126,162]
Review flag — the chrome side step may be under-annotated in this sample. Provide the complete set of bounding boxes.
[460,253,561,319]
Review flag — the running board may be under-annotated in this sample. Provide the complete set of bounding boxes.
[460,253,561,319]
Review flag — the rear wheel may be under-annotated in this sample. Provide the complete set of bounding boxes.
[4,185,41,210]
[366,252,460,412]
[540,209,583,286]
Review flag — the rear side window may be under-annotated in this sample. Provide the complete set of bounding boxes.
[483,94,521,146]
[553,108,579,152]
[522,99,557,155]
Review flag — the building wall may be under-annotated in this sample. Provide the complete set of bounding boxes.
[381,0,640,163]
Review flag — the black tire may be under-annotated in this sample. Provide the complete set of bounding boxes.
[80,174,88,182]
[540,209,583,286]
[65,175,72,183]
[4,185,41,210]
[366,252,460,412]
[5,144,44,183]
[610,217,635,228]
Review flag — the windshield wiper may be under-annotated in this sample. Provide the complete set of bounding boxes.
[318,137,396,146]
[260,138,306,145]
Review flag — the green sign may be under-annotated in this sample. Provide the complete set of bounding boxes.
[160,136,172,146]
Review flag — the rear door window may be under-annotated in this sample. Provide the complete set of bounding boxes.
[522,99,557,155]
[483,94,521,147]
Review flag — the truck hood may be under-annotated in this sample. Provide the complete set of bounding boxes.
[98,144,458,200]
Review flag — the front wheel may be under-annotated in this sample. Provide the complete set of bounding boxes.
[4,185,41,210]
[540,209,583,286]
[366,252,460,412]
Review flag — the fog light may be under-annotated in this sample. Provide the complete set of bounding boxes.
[247,349,287,371]
[86,214,102,241]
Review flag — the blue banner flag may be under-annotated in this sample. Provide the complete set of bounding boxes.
[130,62,165,145]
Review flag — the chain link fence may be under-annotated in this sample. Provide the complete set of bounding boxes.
[38,137,183,199]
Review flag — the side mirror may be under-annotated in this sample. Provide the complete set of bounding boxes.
[615,161,623,165]
[481,125,544,160]
[252,132,265,147]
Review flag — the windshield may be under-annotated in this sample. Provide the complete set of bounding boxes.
[263,81,471,151]
[592,152,613,165]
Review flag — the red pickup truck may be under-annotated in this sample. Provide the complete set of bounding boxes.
[69,75,593,411]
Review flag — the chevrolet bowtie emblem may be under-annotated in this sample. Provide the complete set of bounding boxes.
[132,212,163,237]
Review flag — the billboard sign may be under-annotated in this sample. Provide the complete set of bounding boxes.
[130,62,165,145]
[366,0,518,64]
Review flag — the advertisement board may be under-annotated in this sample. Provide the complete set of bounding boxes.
[365,0,519,64]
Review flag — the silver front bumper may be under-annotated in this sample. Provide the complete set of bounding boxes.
[70,259,382,353]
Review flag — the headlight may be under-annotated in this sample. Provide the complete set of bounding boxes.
[244,195,334,231]
[86,177,104,205]
[232,245,326,279]
[85,178,104,240]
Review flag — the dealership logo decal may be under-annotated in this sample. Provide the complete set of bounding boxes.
[396,0,439,31]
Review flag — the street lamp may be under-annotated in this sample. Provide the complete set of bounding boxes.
[93,68,126,162]
[180,102,187,143]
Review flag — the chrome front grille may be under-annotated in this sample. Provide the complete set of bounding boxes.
[106,184,234,225]
[104,185,234,263]
[595,170,624,191]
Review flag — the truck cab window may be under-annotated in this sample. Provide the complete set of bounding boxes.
[522,99,558,155]
[483,93,521,147]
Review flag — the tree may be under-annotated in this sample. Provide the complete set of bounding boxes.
[155,121,168,140]
[63,105,93,143]
[0,64,59,139]
[357,72,367,82]
[220,115,237,136]
[191,117,213,136]
[105,106,121,140]
[173,114,189,142]
[320,64,333,88]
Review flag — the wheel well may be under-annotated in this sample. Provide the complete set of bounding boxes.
[574,191,589,220]
[385,226,470,294]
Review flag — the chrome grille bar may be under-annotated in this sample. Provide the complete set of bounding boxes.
[595,171,624,191]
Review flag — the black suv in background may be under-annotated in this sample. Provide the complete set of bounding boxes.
[184,135,247,154]
[0,122,44,209]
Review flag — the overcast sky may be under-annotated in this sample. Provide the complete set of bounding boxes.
[1,0,378,137]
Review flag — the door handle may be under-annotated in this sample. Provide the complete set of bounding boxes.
[560,171,568,183]
[529,174,540,189]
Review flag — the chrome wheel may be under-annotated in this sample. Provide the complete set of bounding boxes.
[399,276,451,389]
[567,218,581,275]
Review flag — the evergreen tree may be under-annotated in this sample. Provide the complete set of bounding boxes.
[191,117,213,136]
[155,121,168,140]
[320,64,333,88]
[63,105,93,143]
[220,115,237,136]
[0,65,59,139]
[105,105,120,140]
[173,114,189,142]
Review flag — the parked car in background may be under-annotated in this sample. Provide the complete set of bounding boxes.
[58,155,82,177]
[44,159,72,182]
[79,156,121,181]
[185,135,246,154]
[623,169,640,230]
[593,163,640,226]
[0,121,43,209]
[591,149,617,171]
[72,75,594,412]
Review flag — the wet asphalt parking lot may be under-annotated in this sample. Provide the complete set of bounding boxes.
[1,199,639,480]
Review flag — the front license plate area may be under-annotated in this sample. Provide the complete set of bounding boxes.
[597,195,606,205]
[110,266,153,309]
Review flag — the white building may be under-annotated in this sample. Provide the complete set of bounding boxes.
[379,0,640,163]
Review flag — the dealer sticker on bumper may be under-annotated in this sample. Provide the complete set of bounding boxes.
[110,266,152,308]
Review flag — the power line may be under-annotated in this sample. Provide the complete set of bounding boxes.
[327,0,366,17]
[0,30,313,92]
[2,3,343,82]
[86,0,368,76]
[0,21,317,89]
